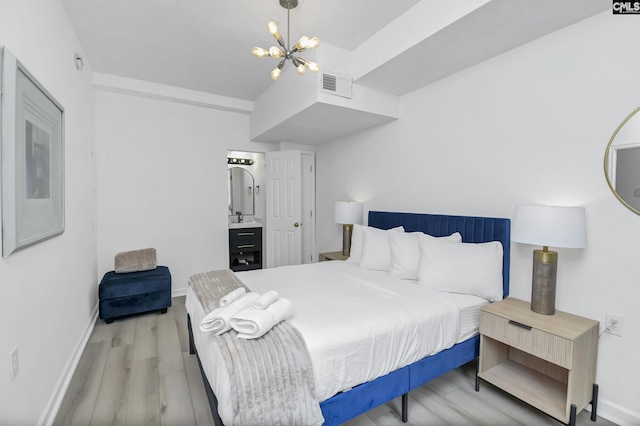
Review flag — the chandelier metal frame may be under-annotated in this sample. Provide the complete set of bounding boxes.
[252,0,319,80]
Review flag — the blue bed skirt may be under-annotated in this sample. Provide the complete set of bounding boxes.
[319,336,479,425]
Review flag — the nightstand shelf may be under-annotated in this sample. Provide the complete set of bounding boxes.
[478,298,599,426]
[319,251,348,262]
[480,346,567,419]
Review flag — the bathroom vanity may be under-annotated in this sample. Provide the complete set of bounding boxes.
[228,221,262,272]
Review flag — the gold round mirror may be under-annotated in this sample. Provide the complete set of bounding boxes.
[604,106,640,215]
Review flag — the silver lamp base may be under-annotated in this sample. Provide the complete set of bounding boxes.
[342,224,354,257]
[531,248,558,315]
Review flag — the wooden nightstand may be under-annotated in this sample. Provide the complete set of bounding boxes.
[319,251,348,262]
[477,298,599,426]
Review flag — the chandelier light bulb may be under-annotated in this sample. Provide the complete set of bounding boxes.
[307,37,320,49]
[267,21,280,38]
[269,46,284,58]
[252,47,269,58]
[306,61,319,73]
[292,57,306,74]
[295,35,309,50]
[271,59,285,80]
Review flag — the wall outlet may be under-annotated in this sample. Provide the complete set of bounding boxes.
[9,347,19,380]
[605,313,624,337]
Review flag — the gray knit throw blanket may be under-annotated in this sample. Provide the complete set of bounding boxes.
[189,270,324,426]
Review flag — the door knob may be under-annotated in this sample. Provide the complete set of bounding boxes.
[294,222,300,227]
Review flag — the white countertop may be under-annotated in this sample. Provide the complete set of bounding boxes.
[228,219,262,229]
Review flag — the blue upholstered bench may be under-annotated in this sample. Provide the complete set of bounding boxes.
[99,266,172,323]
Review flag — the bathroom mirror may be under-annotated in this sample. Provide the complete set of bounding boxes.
[228,167,255,216]
[604,106,640,215]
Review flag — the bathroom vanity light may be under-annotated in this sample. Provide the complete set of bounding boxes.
[228,157,254,165]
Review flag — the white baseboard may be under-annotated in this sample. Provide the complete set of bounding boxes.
[38,302,99,426]
[589,397,640,426]
[172,287,187,297]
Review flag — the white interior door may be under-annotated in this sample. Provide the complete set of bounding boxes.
[265,151,302,268]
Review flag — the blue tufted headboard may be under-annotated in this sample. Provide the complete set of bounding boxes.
[368,211,510,298]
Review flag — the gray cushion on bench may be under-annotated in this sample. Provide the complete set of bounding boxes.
[115,247,157,273]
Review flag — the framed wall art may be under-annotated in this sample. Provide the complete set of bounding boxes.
[1,47,65,257]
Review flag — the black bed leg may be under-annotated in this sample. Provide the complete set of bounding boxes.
[187,314,196,355]
[401,393,408,423]
[591,383,599,421]
[475,357,480,392]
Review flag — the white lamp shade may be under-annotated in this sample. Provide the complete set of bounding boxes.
[334,201,363,225]
[512,205,586,249]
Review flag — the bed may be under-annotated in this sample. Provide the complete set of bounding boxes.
[186,211,510,425]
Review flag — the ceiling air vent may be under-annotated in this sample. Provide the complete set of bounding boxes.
[320,72,352,99]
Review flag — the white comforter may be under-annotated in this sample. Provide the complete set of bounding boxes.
[186,261,462,424]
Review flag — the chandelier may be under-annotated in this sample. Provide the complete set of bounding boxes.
[252,0,320,81]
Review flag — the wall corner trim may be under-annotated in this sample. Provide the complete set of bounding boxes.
[93,72,254,115]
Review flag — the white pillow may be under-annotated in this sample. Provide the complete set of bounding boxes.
[417,237,503,301]
[358,226,405,271]
[346,224,366,263]
[348,224,403,264]
[389,231,462,280]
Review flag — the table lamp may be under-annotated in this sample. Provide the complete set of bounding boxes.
[512,205,586,315]
[334,201,363,256]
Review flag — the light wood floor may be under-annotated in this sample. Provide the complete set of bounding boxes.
[54,296,617,426]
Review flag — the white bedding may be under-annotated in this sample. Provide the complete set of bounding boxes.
[446,292,489,342]
[185,261,486,424]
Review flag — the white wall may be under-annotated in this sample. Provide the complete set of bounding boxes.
[316,11,640,424]
[95,89,268,295]
[0,1,97,424]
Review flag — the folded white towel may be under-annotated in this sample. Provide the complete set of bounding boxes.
[200,292,260,335]
[220,287,246,307]
[230,298,293,339]
[250,290,279,310]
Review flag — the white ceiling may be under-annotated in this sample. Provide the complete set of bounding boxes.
[356,0,611,95]
[60,0,420,101]
[61,0,610,103]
